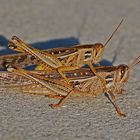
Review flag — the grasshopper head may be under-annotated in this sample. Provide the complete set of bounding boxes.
[114,55,140,91]
[115,64,130,86]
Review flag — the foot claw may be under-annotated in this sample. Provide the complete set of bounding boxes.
[118,112,126,117]
[49,104,60,109]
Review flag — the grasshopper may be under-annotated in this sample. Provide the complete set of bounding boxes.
[4,19,123,70]
[7,19,124,92]
[2,55,140,117]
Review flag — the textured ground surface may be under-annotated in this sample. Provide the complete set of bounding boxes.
[0,0,140,140]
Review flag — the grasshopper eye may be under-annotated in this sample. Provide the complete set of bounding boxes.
[121,70,124,74]
[121,70,125,79]
[120,67,129,80]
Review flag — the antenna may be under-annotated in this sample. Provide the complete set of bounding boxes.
[129,56,140,69]
[104,18,124,47]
